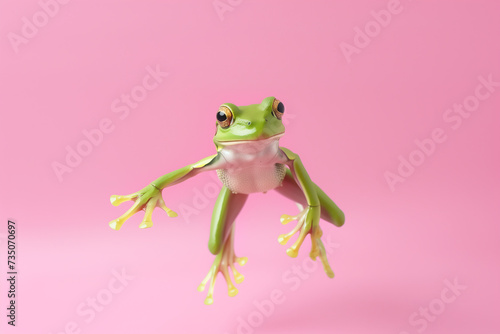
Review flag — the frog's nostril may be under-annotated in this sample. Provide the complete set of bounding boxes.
[247,121,251,125]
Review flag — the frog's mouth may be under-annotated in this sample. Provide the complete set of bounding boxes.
[214,132,284,146]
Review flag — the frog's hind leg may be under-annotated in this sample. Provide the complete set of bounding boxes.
[198,186,248,305]
[274,169,344,278]
[276,169,345,227]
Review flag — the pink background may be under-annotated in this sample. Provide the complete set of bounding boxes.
[1,0,499,333]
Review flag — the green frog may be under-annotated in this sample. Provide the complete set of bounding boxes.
[108,96,345,304]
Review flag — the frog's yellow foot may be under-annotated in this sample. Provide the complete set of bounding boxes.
[278,206,308,257]
[108,186,177,230]
[197,232,247,305]
[278,205,335,278]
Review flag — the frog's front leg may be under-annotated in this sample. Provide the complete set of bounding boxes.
[108,154,221,230]
[198,186,248,305]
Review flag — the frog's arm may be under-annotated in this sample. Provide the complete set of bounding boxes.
[150,154,220,189]
[109,153,223,230]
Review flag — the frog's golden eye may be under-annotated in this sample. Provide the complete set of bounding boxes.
[272,98,284,120]
[216,106,233,128]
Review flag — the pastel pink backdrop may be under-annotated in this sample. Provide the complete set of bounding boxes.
[1,0,499,333]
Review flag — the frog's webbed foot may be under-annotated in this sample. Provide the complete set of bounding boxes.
[279,204,334,278]
[198,226,247,305]
[108,185,178,230]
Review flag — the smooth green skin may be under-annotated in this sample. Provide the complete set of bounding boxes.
[109,96,344,270]
[277,168,345,228]
[208,169,345,255]
[213,96,285,147]
[209,188,248,254]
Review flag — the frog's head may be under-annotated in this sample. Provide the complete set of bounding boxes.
[213,96,285,149]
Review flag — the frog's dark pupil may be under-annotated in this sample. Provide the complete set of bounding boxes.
[217,111,227,122]
[277,102,285,114]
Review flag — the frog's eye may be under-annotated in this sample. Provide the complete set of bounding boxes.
[216,106,233,128]
[272,98,284,120]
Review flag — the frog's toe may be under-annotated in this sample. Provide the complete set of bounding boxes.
[236,256,248,266]
[223,272,239,297]
[138,220,153,229]
[233,271,245,284]
[157,196,178,217]
[228,286,239,297]
[280,214,296,225]
[309,228,335,278]
[286,246,299,258]
[230,262,246,284]
[204,295,214,305]
[110,193,138,206]
[108,219,122,230]
[309,247,320,259]
[108,205,141,230]
[278,213,305,246]
[278,233,292,245]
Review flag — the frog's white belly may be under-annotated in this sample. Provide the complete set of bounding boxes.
[217,164,286,194]
[216,139,287,194]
